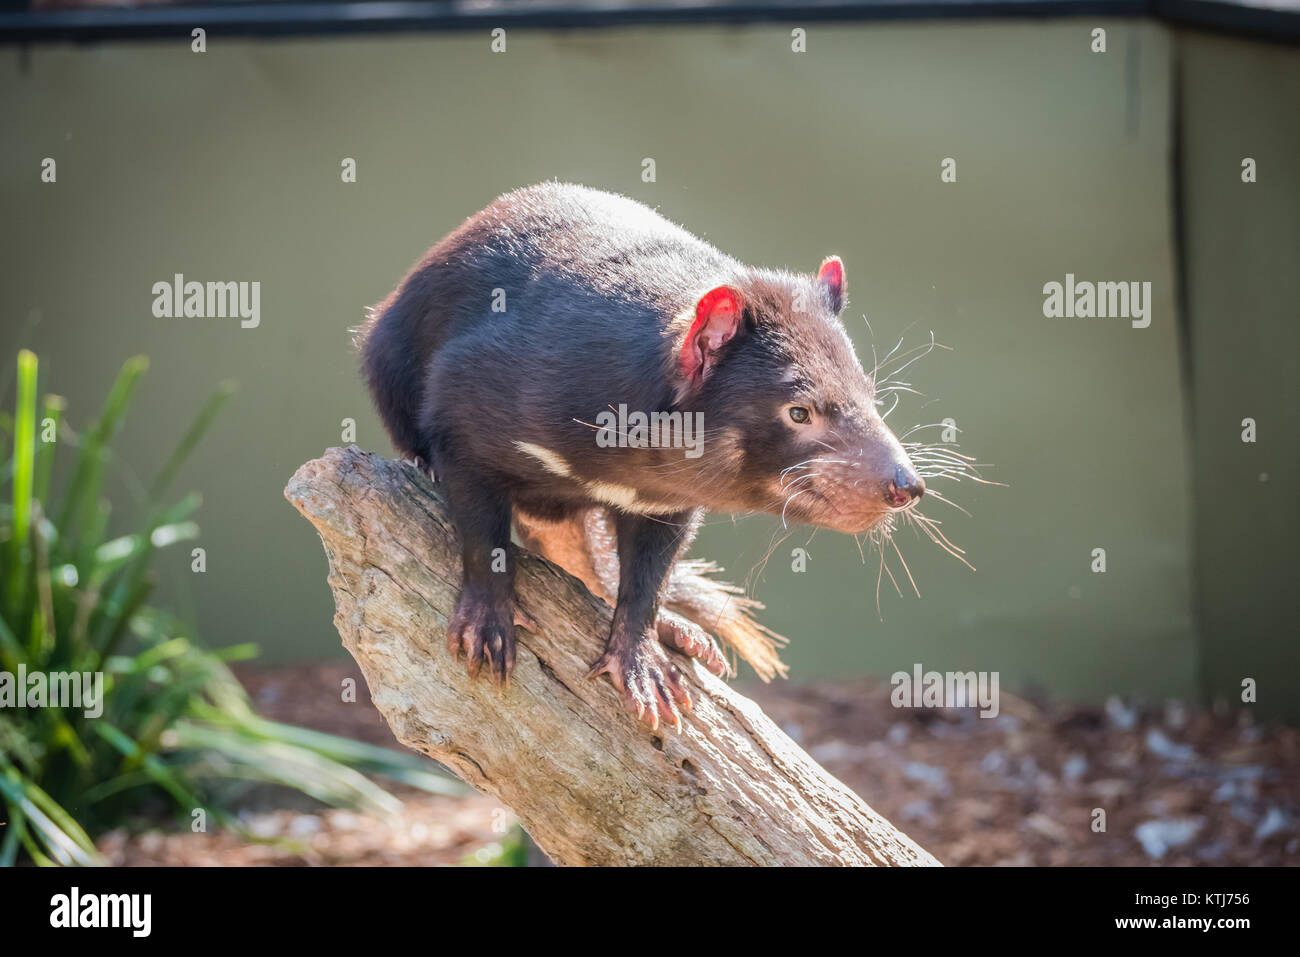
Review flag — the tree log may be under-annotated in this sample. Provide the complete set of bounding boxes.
[284,446,940,866]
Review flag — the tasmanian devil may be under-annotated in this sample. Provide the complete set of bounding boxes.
[357,182,925,731]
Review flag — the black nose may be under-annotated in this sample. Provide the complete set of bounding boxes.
[889,465,926,506]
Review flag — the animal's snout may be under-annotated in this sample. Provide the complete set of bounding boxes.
[887,464,925,507]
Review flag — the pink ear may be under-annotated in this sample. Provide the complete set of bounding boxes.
[680,285,744,387]
[818,256,845,313]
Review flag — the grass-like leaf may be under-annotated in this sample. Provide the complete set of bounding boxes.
[0,351,466,866]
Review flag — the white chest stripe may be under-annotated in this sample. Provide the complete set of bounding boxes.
[585,481,683,516]
[514,443,681,515]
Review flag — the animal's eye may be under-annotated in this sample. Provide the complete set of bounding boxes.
[788,406,811,425]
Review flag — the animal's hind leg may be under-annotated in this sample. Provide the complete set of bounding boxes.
[513,506,618,604]
[512,506,727,677]
[653,608,729,678]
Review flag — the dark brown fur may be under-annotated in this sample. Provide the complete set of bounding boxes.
[356,183,923,728]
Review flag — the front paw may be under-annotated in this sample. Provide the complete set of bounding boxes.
[588,629,693,732]
[446,589,517,687]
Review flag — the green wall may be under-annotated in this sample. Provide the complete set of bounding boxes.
[1178,30,1300,716]
[0,20,1289,713]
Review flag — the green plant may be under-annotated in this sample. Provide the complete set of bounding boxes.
[460,825,530,867]
[0,350,461,866]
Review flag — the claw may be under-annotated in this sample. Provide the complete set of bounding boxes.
[588,629,693,733]
[655,612,731,678]
[513,606,539,633]
[587,652,618,685]
[651,680,680,732]
[447,590,518,688]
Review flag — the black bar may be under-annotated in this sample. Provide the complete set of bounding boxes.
[2,864,1282,942]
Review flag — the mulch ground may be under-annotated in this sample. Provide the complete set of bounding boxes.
[96,663,1299,866]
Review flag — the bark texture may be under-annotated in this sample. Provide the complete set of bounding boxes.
[285,446,940,867]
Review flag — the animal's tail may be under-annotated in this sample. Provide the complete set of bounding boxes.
[664,559,788,681]
[513,508,788,680]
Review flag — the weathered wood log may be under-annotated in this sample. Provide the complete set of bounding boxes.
[285,446,940,866]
